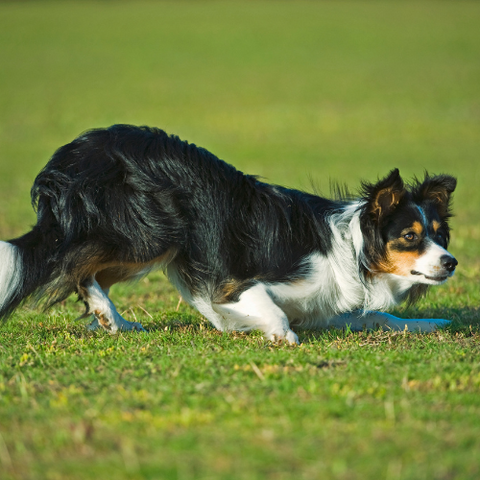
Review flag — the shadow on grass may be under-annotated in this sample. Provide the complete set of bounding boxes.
[7,305,478,347]
[136,306,480,348]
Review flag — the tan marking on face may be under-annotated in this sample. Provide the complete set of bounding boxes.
[401,221,423,237]
[373,241,422,276]
[432,220,441,233]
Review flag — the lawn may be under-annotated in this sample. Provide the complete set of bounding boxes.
[0,1,479,479]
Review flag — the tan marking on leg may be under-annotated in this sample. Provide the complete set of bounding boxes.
[75,248,177,291]
[214,276,307,304]
[214,278,255,304]
[94,309,112,331]
[216,279,243,302]
[95,267,133,291]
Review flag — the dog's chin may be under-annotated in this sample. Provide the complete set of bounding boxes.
[410,270,451,285]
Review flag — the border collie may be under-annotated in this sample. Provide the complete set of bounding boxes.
[0,125,458,343]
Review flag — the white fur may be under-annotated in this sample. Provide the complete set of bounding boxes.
[85,279,145,333]
[416,204,429,228]
[168,264,299,343]
[412,240,454,284]
[326,204,407,312]
[408,204,456,284]
[265,204,409,325]
[167,264,232,332]
[0,241,22,311]
[163,203,453,341]
[212,283,298,343]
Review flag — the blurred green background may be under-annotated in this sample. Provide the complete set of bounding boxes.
[1,1,479,260]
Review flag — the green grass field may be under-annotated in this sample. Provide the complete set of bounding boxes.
[1,1,479,479]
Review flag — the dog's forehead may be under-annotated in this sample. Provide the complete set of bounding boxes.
[385,200,441,237]
[389,201,425,228]
[413,200,443,226]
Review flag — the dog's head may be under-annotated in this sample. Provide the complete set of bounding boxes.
[360,168,457,285]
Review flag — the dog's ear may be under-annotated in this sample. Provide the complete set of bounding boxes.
[362,168,406,222]
[415,174,456,217]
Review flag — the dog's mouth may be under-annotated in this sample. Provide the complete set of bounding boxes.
[411,270,449,283]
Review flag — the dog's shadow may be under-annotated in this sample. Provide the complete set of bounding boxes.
[139,306,480,344]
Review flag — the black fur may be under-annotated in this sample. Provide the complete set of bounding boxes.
[359,168,455,305]
[3,125,340,317]
[1,125,456,322]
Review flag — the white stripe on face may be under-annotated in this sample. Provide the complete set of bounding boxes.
[416,205,428,232]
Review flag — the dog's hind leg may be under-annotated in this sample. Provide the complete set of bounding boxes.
[77,253,177,332]
[80,278,145,333]
[212,283,299,344]
[327,311,450,332]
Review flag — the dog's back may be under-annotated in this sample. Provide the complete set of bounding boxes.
[1,125,329,320]
[0,125,457,342]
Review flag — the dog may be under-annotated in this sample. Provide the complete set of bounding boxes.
[0,125,458,343]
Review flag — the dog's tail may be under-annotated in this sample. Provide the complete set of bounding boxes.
[0,240,23,320]
[0,226,58,321]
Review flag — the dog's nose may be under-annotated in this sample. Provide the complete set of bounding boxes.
[441,255,458,273]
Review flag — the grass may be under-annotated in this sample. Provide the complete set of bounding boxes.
[0,1,480,479]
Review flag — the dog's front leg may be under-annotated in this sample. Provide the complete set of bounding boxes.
[327,311,450,332]
[80,278,145,332]
[213,283,299,344]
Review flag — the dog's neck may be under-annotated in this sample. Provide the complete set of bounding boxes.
[325,201,414,313]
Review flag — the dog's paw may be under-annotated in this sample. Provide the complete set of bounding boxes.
[269,329,299,345]
[85,316,146,333]
[285,329,300,345]
[119,320,146,332]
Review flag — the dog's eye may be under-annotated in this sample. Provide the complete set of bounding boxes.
[403,232,417,242]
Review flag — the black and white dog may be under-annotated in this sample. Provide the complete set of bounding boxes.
[0,125,458,343]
